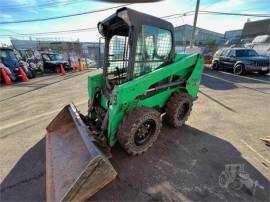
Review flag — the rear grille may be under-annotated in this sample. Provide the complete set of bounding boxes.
[255,60,270,67]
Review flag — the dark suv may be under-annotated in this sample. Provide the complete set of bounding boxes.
[41,52,70,72]
[212,48,270,75]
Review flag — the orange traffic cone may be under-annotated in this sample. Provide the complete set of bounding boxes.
[72,65,78,72]
[0,68,12,85]
[76,65,80,71]
[59,64,66,76]
[19,67,29,81]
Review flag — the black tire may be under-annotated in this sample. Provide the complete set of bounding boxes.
[117,107,162,155]
[26,70,33,79]
[30,69,36,78]
[39,66,45,74]
[219,172,230,188]
[212,61,219,70]
[233,64,246,75]
[259,70,269,75]
[164,92,193,128]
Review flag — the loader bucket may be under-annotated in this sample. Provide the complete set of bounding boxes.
[46,104,117,202]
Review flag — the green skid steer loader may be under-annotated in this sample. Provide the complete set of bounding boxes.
[46,7,204,201]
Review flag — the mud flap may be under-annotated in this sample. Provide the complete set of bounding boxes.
[46,104,117,202]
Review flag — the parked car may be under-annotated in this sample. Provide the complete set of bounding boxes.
[17,49,44,74]
[212,48,270,75]
[0,60,15,83]
[41,52,71,72]
[86,58,97,68]
[0,47,34,80]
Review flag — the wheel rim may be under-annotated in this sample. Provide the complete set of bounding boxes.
[234,65,242,74]
[177,102,189,121]
[134,119,156,146]
[219,173,228,188]
[213,62,217,69]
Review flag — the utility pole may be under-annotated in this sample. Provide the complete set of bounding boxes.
[190,0,200,48]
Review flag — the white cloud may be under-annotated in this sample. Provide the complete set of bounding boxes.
[16,0,37,6]
[41,0,195,42]
[201,0,245,11]
[15,0,39,14]
[0,14,13,21]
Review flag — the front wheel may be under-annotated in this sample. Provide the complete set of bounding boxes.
[30,68,36,78]
[117,107,162,156]
[233,64,246,75]
[219,172,230,188]
[26,70,33,79]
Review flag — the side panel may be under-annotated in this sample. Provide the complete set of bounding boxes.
[88,71,108,110]
[107,53,204,146]
[138,88,177,108]
[186,56,204,96]
[87,71,103,102]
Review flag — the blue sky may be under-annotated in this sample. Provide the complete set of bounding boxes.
[0,0,269,45]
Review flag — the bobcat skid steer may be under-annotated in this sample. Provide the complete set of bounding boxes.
[45,7,204,202]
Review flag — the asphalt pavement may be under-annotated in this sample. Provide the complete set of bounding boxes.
[0,68,269,201]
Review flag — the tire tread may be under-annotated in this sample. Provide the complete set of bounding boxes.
[117,107,161,156]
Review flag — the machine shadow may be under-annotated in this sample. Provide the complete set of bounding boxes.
[201,74,238,90]
[1,126,269,202]
[0,138,46,201]
[202,68,270,91]
[90,125,269,201]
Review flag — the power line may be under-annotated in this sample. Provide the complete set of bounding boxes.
[0,0,88,9]
[161,11,194,19]
[0,27,97,37]
[1,1,268,25]
[199,10,270,17]
[0,10,269,37]
[163,10,270,19]
[160,10,270,20]
[0,3,131,24]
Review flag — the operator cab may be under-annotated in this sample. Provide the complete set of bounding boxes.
[98,7,175,94]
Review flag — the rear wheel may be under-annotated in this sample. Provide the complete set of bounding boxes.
[117,107,161,155]
[26,70,33,79]
[212,61,219,70]
[164,92,193,128]
[233,64,246,75]
[30,68,36,78]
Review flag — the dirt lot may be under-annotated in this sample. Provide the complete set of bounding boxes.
[0,68,269,201]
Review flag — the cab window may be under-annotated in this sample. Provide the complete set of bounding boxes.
[0,50,17,61]
[107,35,129,76]
[42,54,50,61]
[221,49,230,57]
[134,25,172,78]
[215,49,224,56]
[228,50,236,57]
